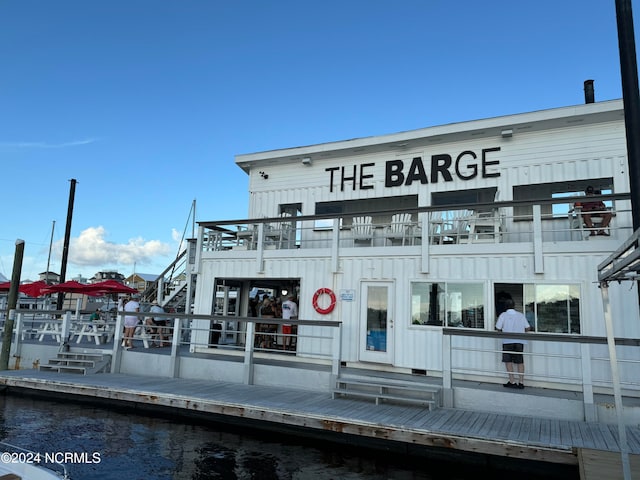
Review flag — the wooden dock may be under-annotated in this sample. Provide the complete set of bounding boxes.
[0,369,638,478]
[578,448,640,480]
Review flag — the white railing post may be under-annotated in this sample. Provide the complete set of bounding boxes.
[331,219,340,273]
[581,343,596,421]
[61,311,73,348]
[110,312,125,373]
[169,317,181,378]
[331,322,342,384]
[442,331,453,407]
[532,204,544,273]
[243,320,256,384]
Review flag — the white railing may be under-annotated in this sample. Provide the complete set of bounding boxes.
[10,309,342,386]
[199,195,633,253]
[441,328,640,420]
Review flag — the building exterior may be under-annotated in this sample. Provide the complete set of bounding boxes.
[125,273,158,294]
[192,99,639,411]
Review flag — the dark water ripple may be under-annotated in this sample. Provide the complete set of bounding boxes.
[0,393,576,480]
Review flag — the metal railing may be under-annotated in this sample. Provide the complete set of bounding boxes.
[10,309,342,386]
[441,328,640,419]
[198,194,633,253]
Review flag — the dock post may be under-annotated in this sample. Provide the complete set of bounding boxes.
[442,332,453,408]
[243,321,256,384]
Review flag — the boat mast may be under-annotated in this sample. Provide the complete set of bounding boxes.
[45,220,55,285]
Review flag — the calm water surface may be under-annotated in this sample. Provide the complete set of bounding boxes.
[0,393,576,480]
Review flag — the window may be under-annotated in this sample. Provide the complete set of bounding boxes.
[495,283,581,334]
[314,195,417,229]
[411,282,485,328]
[431,187,497,207]
[513,178,613,220]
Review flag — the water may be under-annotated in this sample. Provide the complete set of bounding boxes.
[0,393,576,480]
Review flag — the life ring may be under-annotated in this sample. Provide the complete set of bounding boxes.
[312,288,336,315]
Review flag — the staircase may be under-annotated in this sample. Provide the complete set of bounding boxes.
[141,247,196,313]
[38,352,111,375]
[332,372,442,410]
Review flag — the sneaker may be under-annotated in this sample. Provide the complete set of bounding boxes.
[517,383,525,389]
[503,382,516,388]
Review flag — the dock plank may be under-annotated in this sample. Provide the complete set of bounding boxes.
[578,448,640,480]
[0,369,638,470]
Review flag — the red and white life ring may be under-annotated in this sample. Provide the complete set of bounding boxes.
[312,288,336,315]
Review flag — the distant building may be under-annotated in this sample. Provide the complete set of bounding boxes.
[37,271,60,284]
[90,271,126,283]
[125,273,159,294]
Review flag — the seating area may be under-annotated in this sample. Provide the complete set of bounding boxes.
[430,209,503,244]
[569,204,614,240]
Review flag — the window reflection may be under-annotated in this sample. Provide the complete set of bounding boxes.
[411,282,484,328]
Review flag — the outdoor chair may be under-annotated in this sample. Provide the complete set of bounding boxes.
[352,216,374,246]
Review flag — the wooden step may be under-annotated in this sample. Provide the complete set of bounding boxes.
[332,377,441,410]
[38,353,111,375]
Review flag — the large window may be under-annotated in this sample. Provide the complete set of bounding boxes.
[513,178,613,220]
[495,283,581,334]
[411,282,485,328]
[315,195,417,229]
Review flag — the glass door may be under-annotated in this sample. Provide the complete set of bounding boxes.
[359,282,394,364]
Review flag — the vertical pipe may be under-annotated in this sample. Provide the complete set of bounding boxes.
[0,240,25,370]
[57,179,77,310]
[616,0,640,230]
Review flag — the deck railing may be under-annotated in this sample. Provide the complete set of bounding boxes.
[442,328,640,421]
[10,309,342,385]
[198,194,633,253]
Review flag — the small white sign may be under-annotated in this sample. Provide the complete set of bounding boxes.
[340,289,355,301]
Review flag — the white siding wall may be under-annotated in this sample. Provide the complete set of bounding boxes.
[245,121,628,219]
[194,102,638,391]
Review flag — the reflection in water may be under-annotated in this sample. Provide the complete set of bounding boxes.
[0,393,575,480]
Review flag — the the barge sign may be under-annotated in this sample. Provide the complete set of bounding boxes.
[325,147,501,192]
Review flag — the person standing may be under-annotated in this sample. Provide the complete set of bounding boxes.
[495,298,531,389]
[149,300,166,347]
[123,295,141,349]
[281,295,298,350]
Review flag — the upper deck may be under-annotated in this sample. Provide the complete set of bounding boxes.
[197,193,632,264]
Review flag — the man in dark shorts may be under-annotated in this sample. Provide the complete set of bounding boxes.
[495,298,531,389]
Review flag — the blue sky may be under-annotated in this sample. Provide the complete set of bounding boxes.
[0,0,634,282]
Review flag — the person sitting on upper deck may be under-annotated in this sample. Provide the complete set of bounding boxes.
[577,185,612,236]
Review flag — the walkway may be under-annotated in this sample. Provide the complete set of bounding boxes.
[0,368,638,476]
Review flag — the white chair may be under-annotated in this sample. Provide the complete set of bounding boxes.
[464,209,503,243]
[437,210,471,244]
[352,216,374,246]
[265,212,293,248]
[384,213,414,246]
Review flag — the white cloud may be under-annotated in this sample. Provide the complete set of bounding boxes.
[0,138,98,149]
[52,226,172,269]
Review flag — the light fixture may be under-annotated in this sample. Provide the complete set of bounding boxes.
[301,157,312,166]
[501,129,513,138]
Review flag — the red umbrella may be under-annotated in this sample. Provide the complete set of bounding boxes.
[0,281,50,297]
[41,280,102,297]
[86,280,138,295]
[19,280,51,297]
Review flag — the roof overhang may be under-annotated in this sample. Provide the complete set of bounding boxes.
[235,99,624,173]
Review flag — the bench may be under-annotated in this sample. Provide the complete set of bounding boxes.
[332,378,441,410]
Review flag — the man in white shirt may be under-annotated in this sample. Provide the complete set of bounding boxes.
[281,295,298,350]
[495,298,531,389]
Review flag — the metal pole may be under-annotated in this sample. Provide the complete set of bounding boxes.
[0,240,25,370]
[600,282,632,480]
[57,179,77,311]
[616,0,640,230]
[45,220,55,284]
